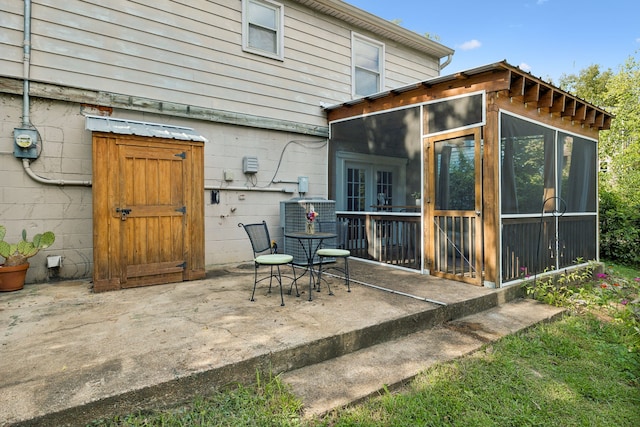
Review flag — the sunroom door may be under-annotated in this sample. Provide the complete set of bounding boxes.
[425,127,483,285]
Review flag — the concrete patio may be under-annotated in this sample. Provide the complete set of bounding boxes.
[0,259,565,426]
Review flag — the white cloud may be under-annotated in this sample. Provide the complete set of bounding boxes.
[459,39,481,51]
[636,37,640,43]
[519,62,532,73]
[537,0,549,4]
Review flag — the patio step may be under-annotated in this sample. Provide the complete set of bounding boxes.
[281,298,565,418]
[4,266,562,426]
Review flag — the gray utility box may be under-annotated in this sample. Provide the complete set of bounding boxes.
[280,197,336,265]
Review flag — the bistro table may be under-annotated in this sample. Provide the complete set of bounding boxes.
[285,231,337,301]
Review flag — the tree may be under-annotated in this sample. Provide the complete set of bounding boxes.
[559,53,640,206]
[559,64,613,108]
[604,56,640,206]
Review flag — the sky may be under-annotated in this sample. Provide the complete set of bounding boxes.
[344,0,640,84]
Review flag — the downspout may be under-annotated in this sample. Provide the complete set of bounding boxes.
[20,0,92,187]
[439,54,453,71]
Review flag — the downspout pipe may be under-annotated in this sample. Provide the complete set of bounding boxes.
[439,53,453,71]
[22,0,32,128]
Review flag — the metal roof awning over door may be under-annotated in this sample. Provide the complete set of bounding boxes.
[85,115,208,142]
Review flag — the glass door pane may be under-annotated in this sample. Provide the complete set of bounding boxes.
[347,167,366,211]
[376,170,393,208]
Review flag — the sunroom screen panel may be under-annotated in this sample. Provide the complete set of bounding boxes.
[559,133,597,213]
[500,115,555,214]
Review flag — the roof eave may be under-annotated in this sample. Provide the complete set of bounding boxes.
[291,0,454,59]
[324,61,613,130]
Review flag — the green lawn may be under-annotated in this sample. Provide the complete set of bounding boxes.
[90,262,640,427]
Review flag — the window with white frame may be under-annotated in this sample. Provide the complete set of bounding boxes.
[352,33,384,97]
[242,0,284,60]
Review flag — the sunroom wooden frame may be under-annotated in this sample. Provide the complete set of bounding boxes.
[325,61,612,288]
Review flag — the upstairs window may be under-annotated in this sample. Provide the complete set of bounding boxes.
[352,33,384,97]
[242,0,284,60]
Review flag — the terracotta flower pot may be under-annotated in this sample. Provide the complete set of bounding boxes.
[0,263,29,292]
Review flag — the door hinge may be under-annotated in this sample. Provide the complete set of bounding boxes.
[175,206,186,214]
[176,262,187,269]
[175,152,186,159]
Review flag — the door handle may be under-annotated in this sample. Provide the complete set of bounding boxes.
[116,207,131,220]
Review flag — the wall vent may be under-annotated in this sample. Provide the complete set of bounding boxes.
[242,156,259,174]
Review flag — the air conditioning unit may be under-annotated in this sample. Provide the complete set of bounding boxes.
[280,197,336,265]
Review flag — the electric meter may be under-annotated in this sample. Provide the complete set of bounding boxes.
[13,128,39,159]
[15,134,34,148]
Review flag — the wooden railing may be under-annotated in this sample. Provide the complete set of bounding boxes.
[432,214,477,280]
[337,211,421,270]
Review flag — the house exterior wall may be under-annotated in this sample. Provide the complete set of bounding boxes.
[2,0,443,127]
[1,1,450,282]
[0,95,94,283]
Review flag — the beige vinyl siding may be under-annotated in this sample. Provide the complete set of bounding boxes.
[6,0,442,127]
[286,2,440,95]
[0,2,25,78]
[284,5,353,97]
[385,38,440,80]
[385,53,439,90]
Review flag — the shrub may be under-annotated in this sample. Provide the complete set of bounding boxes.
[525,261,640,354]
[599,189,640,267]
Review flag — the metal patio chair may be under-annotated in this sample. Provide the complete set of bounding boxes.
[238,221,298,306]
[317,219,351,293]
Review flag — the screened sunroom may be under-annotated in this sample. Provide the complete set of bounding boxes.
[325,61,612,288]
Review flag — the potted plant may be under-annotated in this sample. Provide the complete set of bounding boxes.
[0,225,55,292]
[411,191,422,205]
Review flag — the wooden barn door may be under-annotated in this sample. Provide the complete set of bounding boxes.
[93,133,205,292]
[425,127,483,285]
[118,143,187,288]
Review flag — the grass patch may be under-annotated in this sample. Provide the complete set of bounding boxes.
[90,262,640,427]
[319,314,639,427]
[89,371,303,427]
